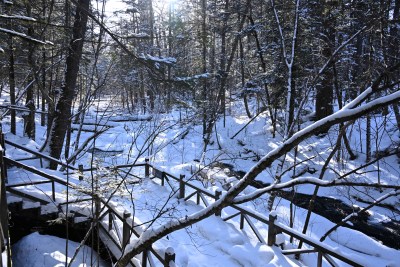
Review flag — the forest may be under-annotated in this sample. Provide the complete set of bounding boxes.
[1,0,400,266]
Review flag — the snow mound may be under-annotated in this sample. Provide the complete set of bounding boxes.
[12,232,109,267]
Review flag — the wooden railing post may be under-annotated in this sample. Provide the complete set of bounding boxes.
[141,249,148,267]
[196,192,200,205]
[215,189,222,216]
[122,210,131,248]
[78,164,84,181]
[108,211,113,231]
[0,133,5,154]
[51,181,55,201]
[268,211,278,246]
[0,147,7,183]
[161,172,165,186]
[317,251,323,267]
[164,247,175,267]
[240,213,245,229]
[145,158,150,178]
[179,174,185,199]
[94,195,101,223]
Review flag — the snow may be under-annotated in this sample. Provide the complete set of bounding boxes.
[12,232,108,267]
[1,91,400,267]
[175,73,211,81]
[141,54,177,65]
[126,32,150,38]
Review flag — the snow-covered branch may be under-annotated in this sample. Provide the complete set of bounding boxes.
[116,63,400,266]
[0,27,53,45]
[0,14,37,21]
[232,88,400,203]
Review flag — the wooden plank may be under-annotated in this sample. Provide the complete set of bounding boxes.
[6,187,49,205]
[7,180,50,188]
[109,212,123,244]
[153,169,163,179]
[184,191,197,201]
[5,157,70,186]
[13,156,40,161]
[282,248,317,255]
[161,169,215,198]
[275,221,363,267]
[317,252,323,267]
[57,198,93,206]
[98,224,137,267]
[243,214,266,244]
[100,201,166,265]
[323,253,340,267]
[164,176,175,191]
[222,211,241,222]
[82,163,146,172]
[198,193,209,207]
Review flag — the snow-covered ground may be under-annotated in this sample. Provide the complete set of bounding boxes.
[11,232,108,267]
[1,95,400,266]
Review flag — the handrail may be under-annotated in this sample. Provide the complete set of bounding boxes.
[82,163,146,172]
[148,162,363,267]
[4,139,78,170]
[275,221,363,267]
[5,157,70,186]
[99,199,168,265]
[4,156,173,266]
[4,151,360,266]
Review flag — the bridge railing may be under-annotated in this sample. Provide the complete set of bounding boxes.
[146,161,363,267]
[97,197,176,267]
[3,137,176,267]
[3,138,77,170]
[2,131,362,267]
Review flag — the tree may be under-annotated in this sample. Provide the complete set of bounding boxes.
[313,0,336,130]
[47,0,90,169]
[271,0,300,137]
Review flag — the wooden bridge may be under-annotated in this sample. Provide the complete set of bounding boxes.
[0,133,364,267]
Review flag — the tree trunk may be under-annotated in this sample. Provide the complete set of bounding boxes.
[8,37,16,135]
[217,0,230,127]
[48,0,90,169]
[390,0,400,130]
[314,0,335,133]
[201,0,208,136]
[239,35,252,119]
[25,0,36,140]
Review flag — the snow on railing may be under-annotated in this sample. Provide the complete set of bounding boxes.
[148,160,363,267]
[2,134,362,267]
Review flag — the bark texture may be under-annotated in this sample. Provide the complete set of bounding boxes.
[48,0,90,169]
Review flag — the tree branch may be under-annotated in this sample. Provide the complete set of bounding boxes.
[116,62,400,266]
